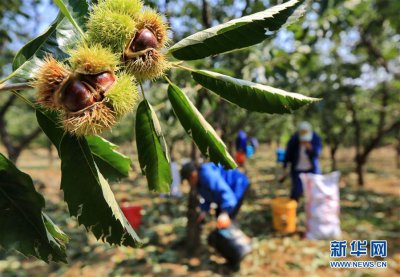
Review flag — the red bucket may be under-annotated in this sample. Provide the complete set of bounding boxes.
[121,203,142,229]
[235,151,246,166]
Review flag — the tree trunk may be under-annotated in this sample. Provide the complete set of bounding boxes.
[169,139,176,162]
[330,146,338,171]
[0,117,42,164]
[0,95,42,164]
[356,162,364,186]
[47,141,54,167]
[355,155,365,186]
[8,148,21,164]
[228,140,234,155]
[185,0,211,255]
[186,185,201,255]
[396,139,400,169]
[190,141,199,161]
[186,142,201,254]
[0,118,18,163]
[346,96,364,186]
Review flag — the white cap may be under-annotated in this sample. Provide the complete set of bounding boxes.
[298,121,312,142]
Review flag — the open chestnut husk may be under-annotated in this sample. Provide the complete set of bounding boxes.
[34,44,139,136]
[59,72,116,112]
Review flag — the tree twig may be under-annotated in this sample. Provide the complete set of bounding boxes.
[0,82,33,92]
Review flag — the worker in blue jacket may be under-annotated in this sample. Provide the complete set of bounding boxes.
[181,162,250,223]
[235,130,248,166]
[281,121,322,201]
[236,130,248,153]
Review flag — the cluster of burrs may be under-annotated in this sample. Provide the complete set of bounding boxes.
[34,0,169,135]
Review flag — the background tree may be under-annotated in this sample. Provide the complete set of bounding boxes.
[0,1,57,162]
[238,0,400,185]
[308,0,400,185]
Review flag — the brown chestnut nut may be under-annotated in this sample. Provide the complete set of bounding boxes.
[82,72,116,94]
[131,28,158,53]
[61,80,96,112]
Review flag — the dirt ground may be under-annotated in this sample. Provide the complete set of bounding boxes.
[0,143,399,276]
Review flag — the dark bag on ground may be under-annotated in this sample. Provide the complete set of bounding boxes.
[207,225,252,265]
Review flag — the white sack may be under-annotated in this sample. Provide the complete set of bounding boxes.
[300,172,341,240]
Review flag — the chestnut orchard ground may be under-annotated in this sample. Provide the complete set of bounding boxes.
[0,143,399,276]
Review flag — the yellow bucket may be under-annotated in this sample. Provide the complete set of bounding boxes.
[271,197,297,233]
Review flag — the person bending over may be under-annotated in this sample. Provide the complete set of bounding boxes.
[181,162,250,225]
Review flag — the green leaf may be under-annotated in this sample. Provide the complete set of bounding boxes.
[59,134,140,247]
[168,0,306,60]
[43,213,69,245]
[12,13,65,71]
[53,0,88,37]
[192,70,320,113]
[0,0,87,84]
[167,83,237,169]
[0,154,67,263]
[136,100,172,193]
[36,110,130,181]
[1,14,64,84]
[86,136,132,182]
[36,110,139,246]
[1,17,77,83]
[36,110,64,152]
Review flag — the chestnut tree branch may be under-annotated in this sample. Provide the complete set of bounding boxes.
[0,95,17,119]
[201,0,212,29]
[241,0,251,16]
[17,127,42,151]
[0,82,33,92]
[359,28,400,79]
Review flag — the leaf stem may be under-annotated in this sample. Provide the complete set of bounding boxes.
[11,90,36,110]
[174,64,194,72]
[164,76,173,86]
[0,82,33,92]
[139,82,146,99]
[53,0,86,38]
[169,61,183,68]
[0,71,18,85]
